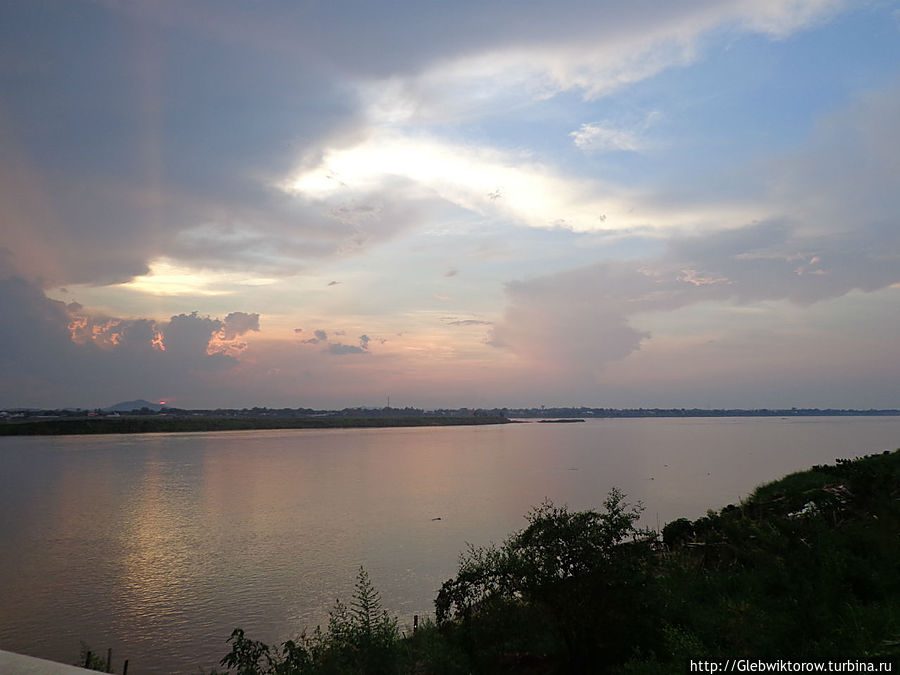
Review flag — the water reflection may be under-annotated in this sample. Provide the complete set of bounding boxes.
[0,418,898,673]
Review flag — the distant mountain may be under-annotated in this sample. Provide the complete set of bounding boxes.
[103,399,167,412]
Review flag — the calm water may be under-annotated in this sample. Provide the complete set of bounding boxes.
[1,417,899,673]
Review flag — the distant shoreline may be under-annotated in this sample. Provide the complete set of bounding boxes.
[2,409,899,436]
[0,416,511,436]
[507,408,900,419]
[536,418,586,423]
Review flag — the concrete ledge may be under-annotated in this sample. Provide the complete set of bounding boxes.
[0,650,93,674]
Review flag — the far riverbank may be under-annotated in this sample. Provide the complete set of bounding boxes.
[0,415,511,436]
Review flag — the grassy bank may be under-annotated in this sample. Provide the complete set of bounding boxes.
[208,449,900,673]
[0,415,510,436]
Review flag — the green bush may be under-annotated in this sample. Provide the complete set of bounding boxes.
[218,567,401,675]
[434,489,659,670]
[217,450,900,673]
[76,643,110,672]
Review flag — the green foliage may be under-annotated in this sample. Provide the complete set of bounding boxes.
[218,450,900,674]
[435,489,657,670]
[315,568,400,674]
[661,517,694,549]
[637,449,900,667]
[76,642,110,672]
[220,629,276,675]
[436,489,648,619]
[399,618,472,675]
[218,567,400,675]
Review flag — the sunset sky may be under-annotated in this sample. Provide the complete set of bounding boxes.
[2,0,899,410]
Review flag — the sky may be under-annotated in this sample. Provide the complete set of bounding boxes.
[1,0,899,410]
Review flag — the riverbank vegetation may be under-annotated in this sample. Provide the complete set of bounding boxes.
[0,415,509,436]
[211,449,900,673]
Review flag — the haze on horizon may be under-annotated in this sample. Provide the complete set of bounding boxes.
[2,1,899,411]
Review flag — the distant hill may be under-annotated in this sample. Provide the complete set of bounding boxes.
[103,399,167,412]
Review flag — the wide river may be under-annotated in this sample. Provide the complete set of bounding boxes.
[1,417,899,673]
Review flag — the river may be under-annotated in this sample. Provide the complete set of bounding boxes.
[1,416,898,673]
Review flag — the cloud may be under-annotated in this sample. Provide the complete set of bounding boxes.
[163,312,232,367]
[6,0,893,409]
[0,277,80,371]
[490,217,900,373]
[117,260,278,297]
[488,76,900,376]
[489,261,653,369]
[0,2,377,288]
[570,123,645,153]
[271,1,845,248]
[353,0,846,124]
[443,318,492,327]
[301,329,328,344]
[106,0,844,88]
[300,329,377,355]
[0,0,849,291]
[0,275,261,406]
[204,311,260,357]
[328,343,366,355]
[220,312,260,340]
[767,82,900,235]
[285,129,763,234]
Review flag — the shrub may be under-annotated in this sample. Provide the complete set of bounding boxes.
[435,489,658,669]
[218,567,400,675]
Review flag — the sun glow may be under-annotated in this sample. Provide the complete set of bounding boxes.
[121,259,276,297]
[286,133,632,231]
[285,132,761,233]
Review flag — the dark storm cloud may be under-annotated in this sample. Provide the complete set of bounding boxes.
[0,275,259,407]
[112,0,843,86]
[0,0,850,287]
[0,0,364,286]
[220,312,260,340]
[0,276,80,371]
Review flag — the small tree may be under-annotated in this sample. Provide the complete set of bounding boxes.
[350,567,398,653]
[220,629,275,675]
[435,489,657,669]
[76,643,110,672]
[321,567,399,674]
[219,567,400,675]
